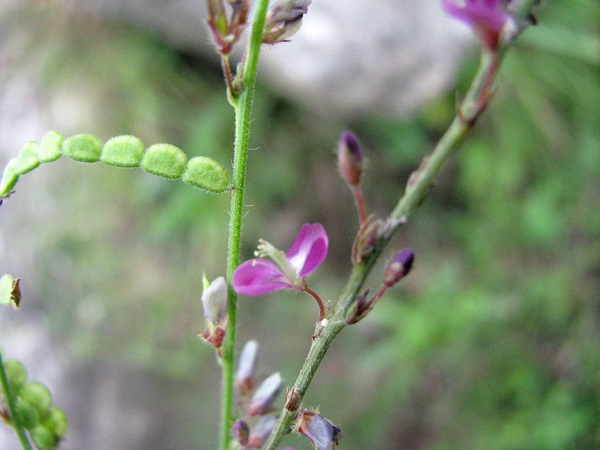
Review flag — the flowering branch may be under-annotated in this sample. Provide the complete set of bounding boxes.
[263,1,541,447]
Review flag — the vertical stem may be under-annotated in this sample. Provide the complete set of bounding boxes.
[219,1,270,449]
[0,352,33,450]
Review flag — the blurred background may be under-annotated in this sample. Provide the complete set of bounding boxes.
[0,0,599,448]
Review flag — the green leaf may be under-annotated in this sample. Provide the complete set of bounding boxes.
[15,141,41,174]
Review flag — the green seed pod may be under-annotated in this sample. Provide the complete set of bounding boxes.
[15,141,41,175]
[140,143,187,179]
[0,159,21,195]
[182,156,230,193]
[19,382,52,417]
[43,407,68,438]
[101,135,145,168]
[3,359,28,392]
[61,134,102,163]
[30,424,58,450]
[16,397,40,429]
[38,130,64,163]
[0,273,15,306]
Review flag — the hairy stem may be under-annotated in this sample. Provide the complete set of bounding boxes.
[0,352,33,450]
[219,1,269,449]
[263,2,540,446]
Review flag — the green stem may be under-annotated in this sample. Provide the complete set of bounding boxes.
[218,1,270,450]
[263,2,541,447]
[0,352,33,450]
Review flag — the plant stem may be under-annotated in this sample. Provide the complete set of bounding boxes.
[0,352,33,450]
[218,1,269,450]
[263,2,541,446]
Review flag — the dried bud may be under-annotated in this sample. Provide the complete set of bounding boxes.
[383,248,414,287]
[351,217,382,264]
[232,419,250,446]
[263,0,311,44]
[284,387,302,412]
[248,372,284,416]
[202,275,228,327]
[337,131,363,187]
[346,290,371,325]
[236,340,259,395]
[247,415,277,448]
[295,409,341,450]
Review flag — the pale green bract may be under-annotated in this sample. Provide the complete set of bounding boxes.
[0,130,230,197]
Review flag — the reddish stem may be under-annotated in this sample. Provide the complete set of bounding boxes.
[221,55,236,97]
[304,286,325,322]
[352,186,367,226]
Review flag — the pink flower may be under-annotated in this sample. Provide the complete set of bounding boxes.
[442,0,512,50]
[232,223,328,296]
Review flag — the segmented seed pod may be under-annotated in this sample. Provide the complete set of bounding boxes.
[61,134,103,163]
[16,397,40,429]
[0,160,20,196]
[3,359,28,393]
[43,407,68,438]
[19,381,53,417]
[140,143,187,179]
[38,130,64,163]
[16,141,41,175]
[182,156,230,193]
[29,424,57,450]
[100,135,145,168]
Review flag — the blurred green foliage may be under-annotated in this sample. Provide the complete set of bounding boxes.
[1,0,598,449]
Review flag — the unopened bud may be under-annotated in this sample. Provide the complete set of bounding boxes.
[263,0,311,44]
[202,275,228,327]
[248,372,283,416]
[247,415,277,448]
[337,131,363,187]
[232,419,250,446]
[236,340,259,395]
[295,409,341,450]
[383,248,414,287]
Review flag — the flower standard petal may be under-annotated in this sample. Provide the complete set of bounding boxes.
[286,223,329,277]
[232,259,292,295]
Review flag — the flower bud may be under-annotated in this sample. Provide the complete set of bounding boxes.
[201,275,228,327]
[337,131,363,187]
[262,0,311,44]
[236,340,259,395]
[232,419,250,446]
[248,372,283,416]
[383,248,414,287]
[295,409,341,450]
[247,415,277,448]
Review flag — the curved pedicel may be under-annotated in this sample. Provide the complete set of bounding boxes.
[0,130,231,197]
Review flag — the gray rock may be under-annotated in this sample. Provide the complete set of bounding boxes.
[75,0,473,117]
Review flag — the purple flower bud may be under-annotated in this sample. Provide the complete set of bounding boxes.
[201,275,228,327]
[232,419,250,445]
[441,0,513,51]
[248,372,284,416]
[295,410,341,450]
[236,340,259,395]
[262,0,312,44]
[337,131,363,187]
[247,415,277,448]
[383,248,414,287]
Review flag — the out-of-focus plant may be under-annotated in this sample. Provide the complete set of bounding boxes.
[2,0,593,449]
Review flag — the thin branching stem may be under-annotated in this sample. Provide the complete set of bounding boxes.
[0,352,33,450]
[263,1,540,447]
[219,1,270,449]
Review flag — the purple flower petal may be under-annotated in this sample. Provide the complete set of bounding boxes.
[286,223,329,278]
[442,0,510,50]
[232,259,292,295]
